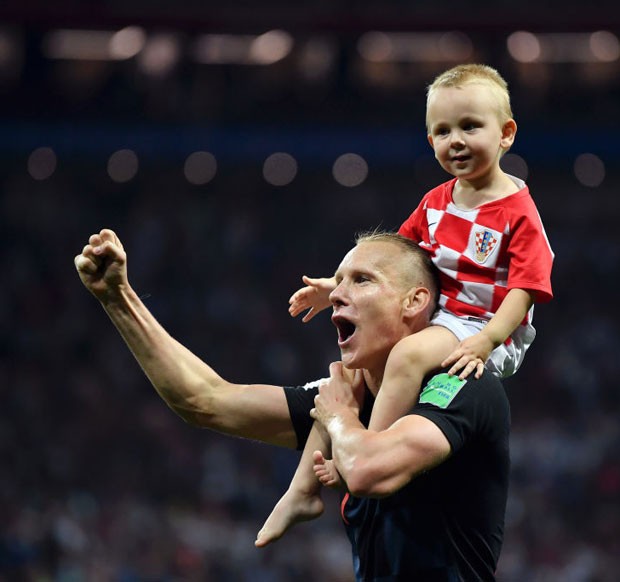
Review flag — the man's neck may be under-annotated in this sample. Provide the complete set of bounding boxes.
[363,368,383,397]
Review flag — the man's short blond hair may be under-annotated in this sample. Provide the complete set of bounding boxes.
[354,231,440,309]
[426,63,513,128]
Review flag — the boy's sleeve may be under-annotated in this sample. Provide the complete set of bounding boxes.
[398,196,428,243]
[506,199,554,303]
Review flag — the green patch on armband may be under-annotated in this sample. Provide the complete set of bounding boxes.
[419,373,467,409]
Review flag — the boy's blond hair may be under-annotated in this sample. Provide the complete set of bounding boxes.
[426,64,513,128]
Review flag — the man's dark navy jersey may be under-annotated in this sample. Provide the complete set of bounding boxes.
[284,369,510,581]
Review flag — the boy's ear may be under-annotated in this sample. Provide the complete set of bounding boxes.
[500,119,517,149]
[427,134,435,150]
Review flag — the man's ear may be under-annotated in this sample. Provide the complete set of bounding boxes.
[403,286,431,318]
[500,119,517,149]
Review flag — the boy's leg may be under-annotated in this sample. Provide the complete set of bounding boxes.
[368,326,458,431]
[255,421,329,547]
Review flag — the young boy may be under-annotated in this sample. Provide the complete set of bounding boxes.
[255,63,554,547]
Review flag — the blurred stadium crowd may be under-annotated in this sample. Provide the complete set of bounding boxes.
[2,158,619,581]
[2,6,620,581]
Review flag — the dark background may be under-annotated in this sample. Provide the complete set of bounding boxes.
[1,2,619,580]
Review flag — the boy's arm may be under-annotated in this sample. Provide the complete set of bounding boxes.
[442,288,535,379]
[288,275,337,322]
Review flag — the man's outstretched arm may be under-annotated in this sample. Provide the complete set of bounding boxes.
[75,228,297,448]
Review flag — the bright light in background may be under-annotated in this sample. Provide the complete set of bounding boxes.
[109,27,146,60]
[358,31,472,62]
[574,153,605,187]
[193,30,293,65]
[108,149,139,183]
[43,27,146,61]
[28,147,57,180]
[263,152,298,186]
[138,34,181,76]
[500,153,529,181]
[250,30,294,65]
[508,30,620,63]
[333,154,368,187]
[507,32,541,63]
[590,31,620,62]
[184,151,217,185]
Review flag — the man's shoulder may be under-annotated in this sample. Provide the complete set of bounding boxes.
[414,370,509,433]
[414,369,509,454]
[419,369,504,408]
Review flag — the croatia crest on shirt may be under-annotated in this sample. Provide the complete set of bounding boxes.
[474,229,498,264]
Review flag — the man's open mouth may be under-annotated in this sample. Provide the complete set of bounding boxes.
[332,315,356,345]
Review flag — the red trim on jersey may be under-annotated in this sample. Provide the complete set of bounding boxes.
[341,492,351,525]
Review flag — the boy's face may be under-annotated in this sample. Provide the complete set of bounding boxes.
[426,84,515,187]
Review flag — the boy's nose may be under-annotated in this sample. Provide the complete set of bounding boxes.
[450,131,465,147]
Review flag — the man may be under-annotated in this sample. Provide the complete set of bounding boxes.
[75,229,510,581]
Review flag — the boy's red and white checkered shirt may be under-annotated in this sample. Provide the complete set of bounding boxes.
[399,176,554,335]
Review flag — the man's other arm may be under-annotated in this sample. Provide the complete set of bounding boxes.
[312,363,451,497]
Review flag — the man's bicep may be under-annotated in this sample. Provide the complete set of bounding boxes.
[351,415,451,497]
[392,414,452,475]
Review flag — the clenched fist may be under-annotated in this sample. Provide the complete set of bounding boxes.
[74,228,128,303]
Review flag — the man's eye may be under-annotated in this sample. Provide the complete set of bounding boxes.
[355,275,369,283]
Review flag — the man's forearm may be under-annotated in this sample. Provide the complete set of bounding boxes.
[98,284,298,447]
[100,283,226,425]
[324,409,372,492]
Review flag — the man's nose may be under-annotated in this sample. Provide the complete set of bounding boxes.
[329,282,347,305]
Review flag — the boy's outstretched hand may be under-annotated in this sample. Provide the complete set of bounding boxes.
[288,275,337,322]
